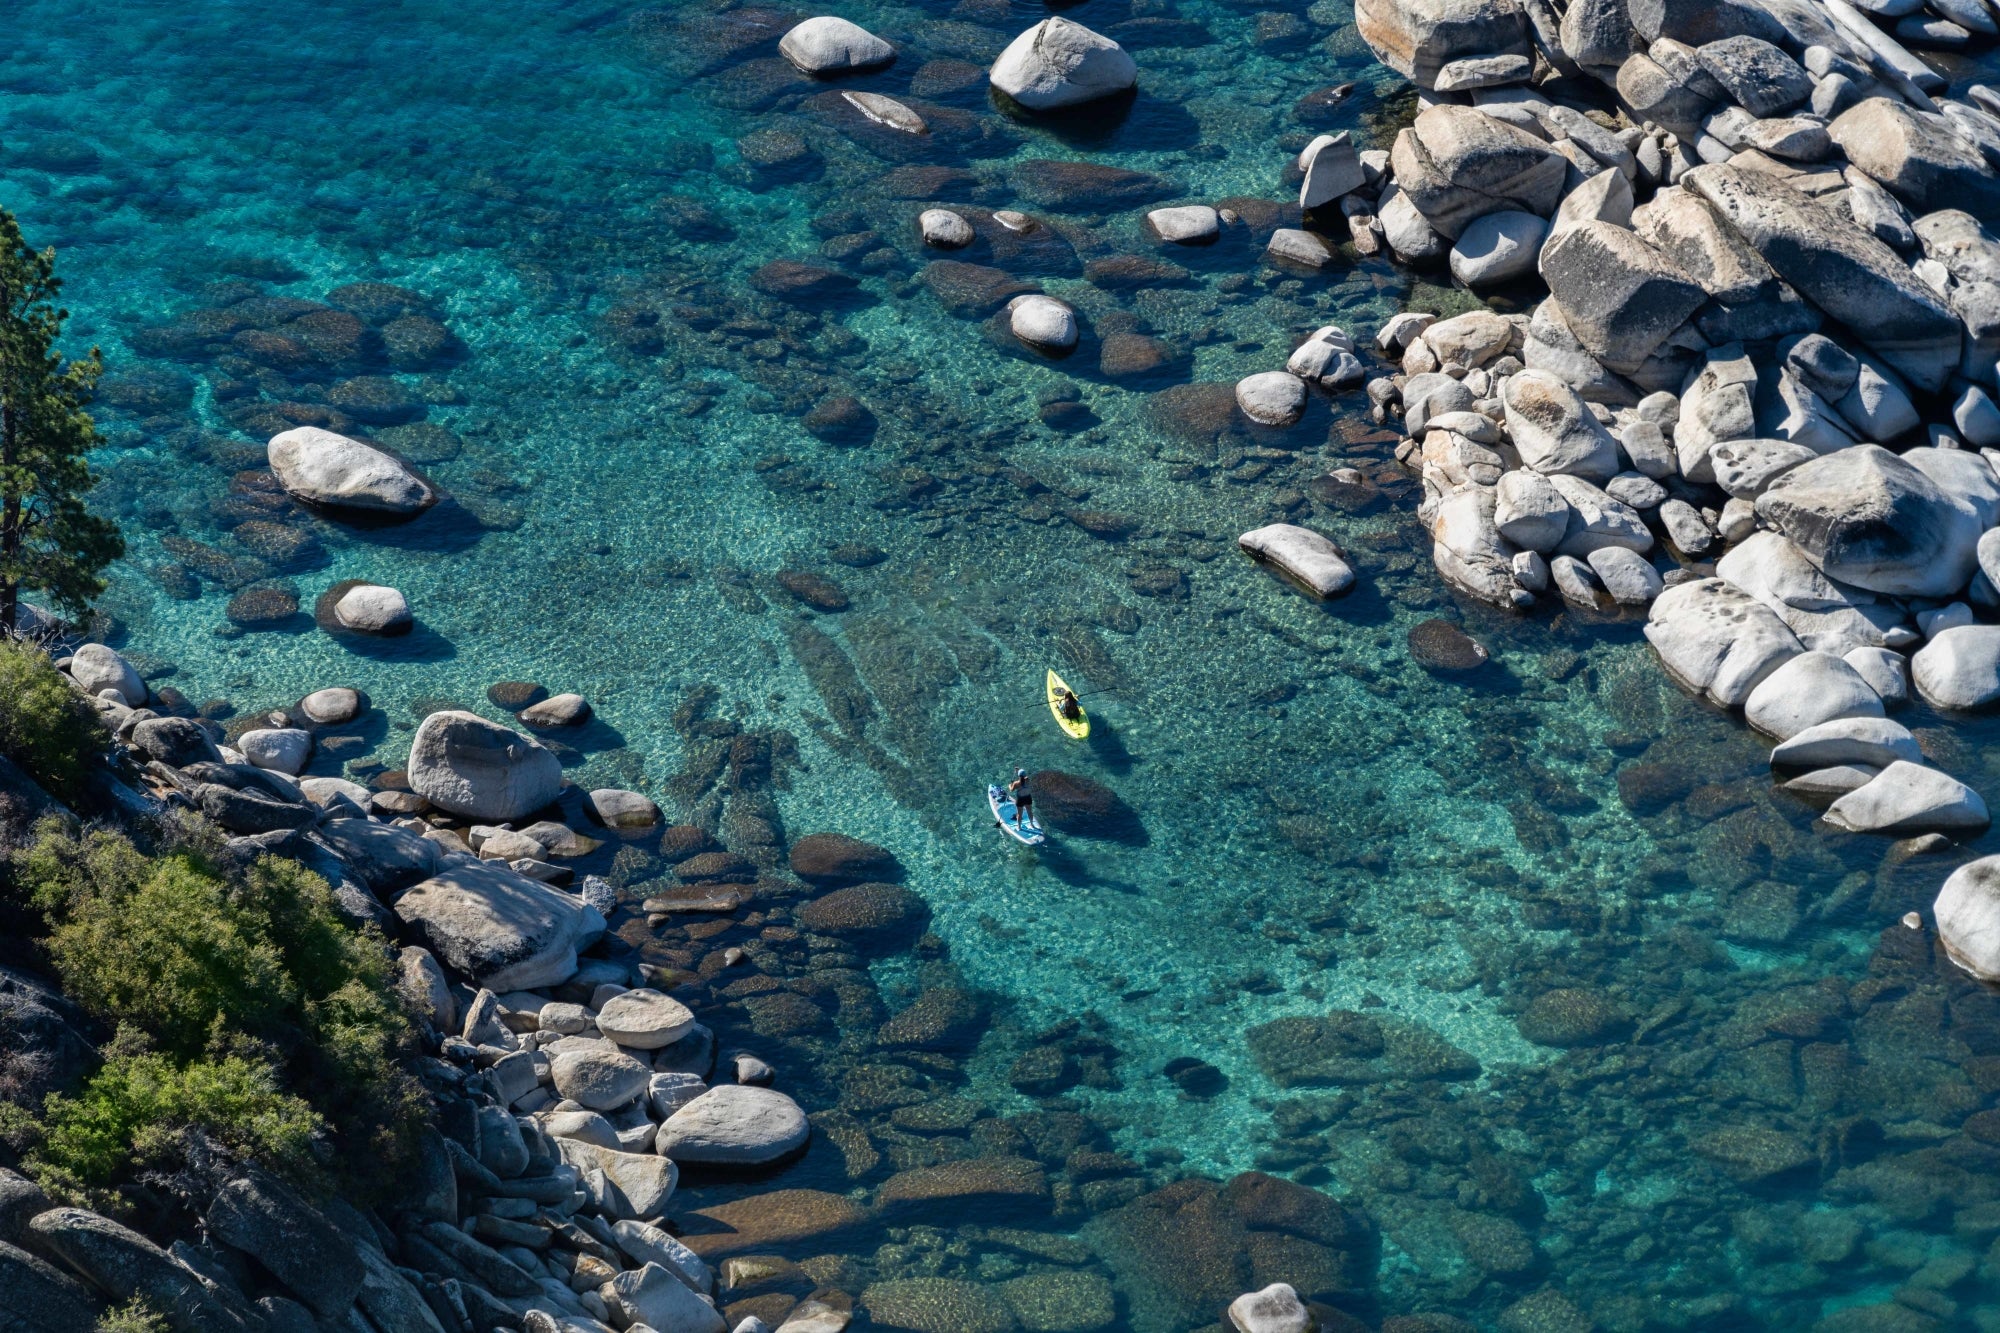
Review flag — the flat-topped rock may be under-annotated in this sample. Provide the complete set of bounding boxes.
[658,1085,810,1165]
[1355,0,1532,90]
[1148,205,1220,243]
[595,989,697,1049]
[1237,523,1355,598]
[555,1139,680,1219]
[393,859,602,992]
[268,426,436,515]
[299,686,362,724]
[680,1189,872,1259]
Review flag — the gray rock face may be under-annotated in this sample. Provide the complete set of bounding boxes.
[1237,524,1356,597]
[1684,164,1961,390]
[0,1239,99,1333]
[1008,295,1078,350]
[1634,185,1774,302]
[1630,0,1790,45]
[1587,546,1664,604]
[207,1169,365,1320]
[1615,51,1716,135]
[407,710,562,821]
[554,1140,680,1219]
[300,686,362,725]
[1644,577,1804,706]
[132,715,222,767]
[1426,484,1531,608]
[1550,474,1652,556]
[1936,856,2000,981]
[989,17,1136,110]
[268,427,435,515]
[238,727,311,776]
[610,1264,726,1333]
[1356,0,1532,90]
[1503,369,1624,481]
[1696,37,1809,115]
[551,1047,652,1111]
[587,788,661,828]
[1708,437,1815,498]
[658,1085,811,1165]
[393,859,603,992]
[315,818,439,893]
[779,16,895,73]
[1299,132,1364,207]
[30,1208,262,1333]
[1539,221,1706,374]
[1824,761,1990,833]
[351,1244,448,1333]
[1742,650,1884,738]
[1757,445,1982,598]
[596,988,698,1049]
[1829,98,2000,217]
[1913,625,2000,708]
[1392,105,1567,238]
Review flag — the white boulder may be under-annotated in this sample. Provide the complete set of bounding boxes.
[238,727,312,776]
[407,710,563,822]
[1644,577,1803,708]
[1237,524,1355,598]
[596,989,698,1049]
[1007,295,1078,350]
[1769,716,1922,769]
[1148,205,1220,244]
[68,644,144,705]
[990,17,1136,110]
[1935,856,2000,981]
[657,1085,811,1165]
[1742,651,1884,739]
[1236,372,1308,427]
[778,17,895,73]
[1824,761,1990,833]
[918,209,974,248]
[1913,624,2000,709]
[269,427,435,515]
[334,584,412,635]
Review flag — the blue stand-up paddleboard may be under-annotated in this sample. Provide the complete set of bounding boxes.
[988,784,1046,846]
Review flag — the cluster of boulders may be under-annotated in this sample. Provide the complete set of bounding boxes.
[1299,0,2000,979]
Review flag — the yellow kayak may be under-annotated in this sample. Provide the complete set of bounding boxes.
[1046,669,1089,739]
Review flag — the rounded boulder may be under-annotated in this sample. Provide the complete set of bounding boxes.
[658,1085,810,1165]
[407,710,563,822]
[990,17,1137,110]
[595,989,697,1050]
[790,832,904,884]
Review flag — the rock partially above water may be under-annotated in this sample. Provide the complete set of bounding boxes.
[595,988,696,1049]
[1935,855,2000,981]
[918,208,974,248]
[268,426,436,516]
[334,583,412,635]
[1238,524,1355,598]
[779,16,896,74]
[393,859,602,992]
[407,709,563,821]
[990,17,1137,110]
[1008,294,1079,351]
[1148,205,1220,243]
[658,1085,810,1165]
[1823,760,1990,834]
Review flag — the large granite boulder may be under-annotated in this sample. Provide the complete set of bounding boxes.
[1356,0,1531,90]
[1684,164,1961,391]
[1539,221,1706,374]
[268,427,436,516]
[30,1208,263,1333]
[1756,445,1982,598]
[1936,856,2000,981]
[1741,651,1883,739]
[989,18,1136,109]
[68,644,143,704]
[0,1239,99,1333]
[1390,105,1566,239]
[407,710,562,821]
[1501,369,1622,481]
[1823,761,1990,833]
[657,1085,811,1165]
[779,17,895,73]
[392,859,604,992]
[789,832,903,883]
[206,1169,365,1320]
[1913,625,2000,709]
[1644,577,1803,707]
[1829,98,2000,218]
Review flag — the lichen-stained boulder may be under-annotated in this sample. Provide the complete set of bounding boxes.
[1756,445,1983,598]
[30,1208,263,1333]
[1829,98,2000,219]
[407,710,562,822]
[0,1239,99,1333]
[1538,221,1706,375]
[1390,105,1566,239]
[1424,484,1531,608]
[1629,0,1790,47]
[1683,164,1961,391]
[268,426,436,516]
[1644,577,1804,707]
[1501,369,1623,481]
[393,859,604,992]
[1356,0,1531,90]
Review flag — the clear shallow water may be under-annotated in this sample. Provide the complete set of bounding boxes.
[16,1,2000,1327]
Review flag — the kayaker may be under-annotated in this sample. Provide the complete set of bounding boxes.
[1008,769,1034,826]
[1055,688,1082,721]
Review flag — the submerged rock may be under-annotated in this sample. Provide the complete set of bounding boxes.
[1407,619,1488,670]
[1027,770,1143,840]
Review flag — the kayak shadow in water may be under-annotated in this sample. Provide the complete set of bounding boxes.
[1085,718,1133,775]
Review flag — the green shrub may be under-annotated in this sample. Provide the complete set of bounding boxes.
[13,1031,321,1202]
[8,822,428,1197]
[96,1296,171,1333]
[0,638,106,799]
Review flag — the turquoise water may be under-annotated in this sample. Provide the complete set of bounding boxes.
[16,1,2000,1327]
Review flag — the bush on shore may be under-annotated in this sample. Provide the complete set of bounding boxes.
[1,819,427,1203]
[0,638,107,802]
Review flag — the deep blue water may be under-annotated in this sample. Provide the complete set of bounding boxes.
[15,1,2000,1328]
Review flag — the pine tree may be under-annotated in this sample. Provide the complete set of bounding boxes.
[0,206,122,637]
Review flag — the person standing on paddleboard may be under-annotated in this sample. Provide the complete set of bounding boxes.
[1008,769,1034,827]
